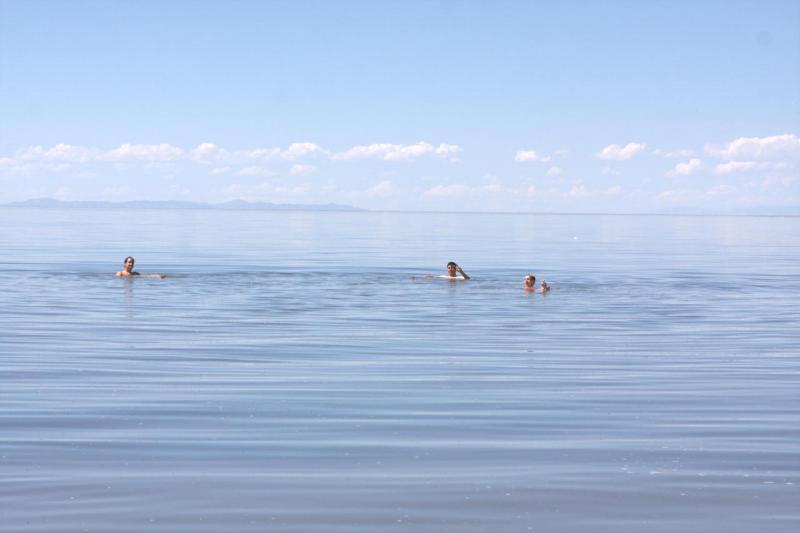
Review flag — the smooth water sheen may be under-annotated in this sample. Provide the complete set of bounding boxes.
[1,208,798,533]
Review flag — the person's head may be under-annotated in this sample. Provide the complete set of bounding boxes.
[446,261,458,276]
[524,274,536,288]
[123,256,135,272]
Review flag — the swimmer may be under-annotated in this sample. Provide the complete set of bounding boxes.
[116,256,166,279]
[417,261,470,281]
[523,274,549,293]
[445,262,470,280]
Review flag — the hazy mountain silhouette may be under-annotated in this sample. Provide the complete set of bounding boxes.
[4,198,363,211]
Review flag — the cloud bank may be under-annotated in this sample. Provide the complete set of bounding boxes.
[333,142,462,161]
[1,140,463,173]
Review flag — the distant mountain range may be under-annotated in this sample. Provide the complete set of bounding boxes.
[2,198,797,216]
[2,198,364,211]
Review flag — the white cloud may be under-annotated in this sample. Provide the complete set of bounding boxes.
[282,143,326,160]
[384,144,433,161]
[106,143,184,161]
[713,161,789,175]
[434,144,463,160]
[210,167,230,175]
[46,144,97,163]
[335,144,399,160]
[14,145,47,161]
[596,142,646,160]
[334,142,462,162]
[15,144,98,163]
[290,164,317,176]
[2,140,465,174]
[195,142,326,164]
[706,134,800,160]
[666,158,702,177]
[190,143,229,164]
[8,142,184,166]
[601,167,621,176]
[603,185,622,195]
[546,166,562,177]
[423,184,470,197]
[515,149,551,163]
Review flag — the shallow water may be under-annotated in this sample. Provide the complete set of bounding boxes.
[1,208,798,532]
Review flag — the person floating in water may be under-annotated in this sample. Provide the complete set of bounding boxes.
[523,274,549,293]
[444,261,470,280]
[418,261,470,281]
[116,256,166,279]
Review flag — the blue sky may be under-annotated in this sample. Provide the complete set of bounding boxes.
[1,0,798,212]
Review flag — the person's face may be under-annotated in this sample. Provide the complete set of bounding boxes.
[524,276,534,287]
[447,264,457,276]
[124,258,134,272]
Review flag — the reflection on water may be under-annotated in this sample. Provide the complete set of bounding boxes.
[0,209,798,532]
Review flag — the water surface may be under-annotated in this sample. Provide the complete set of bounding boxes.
[1,208,798,532]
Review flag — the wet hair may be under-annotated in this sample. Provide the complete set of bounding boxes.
[124,256,135,265]
[446,261,457,268]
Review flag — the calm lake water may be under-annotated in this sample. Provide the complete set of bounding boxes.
[1,208,798,532]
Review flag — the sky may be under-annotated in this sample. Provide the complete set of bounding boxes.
[1,0,798,213]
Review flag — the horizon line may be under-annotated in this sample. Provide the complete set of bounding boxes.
[1,197,798,218]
